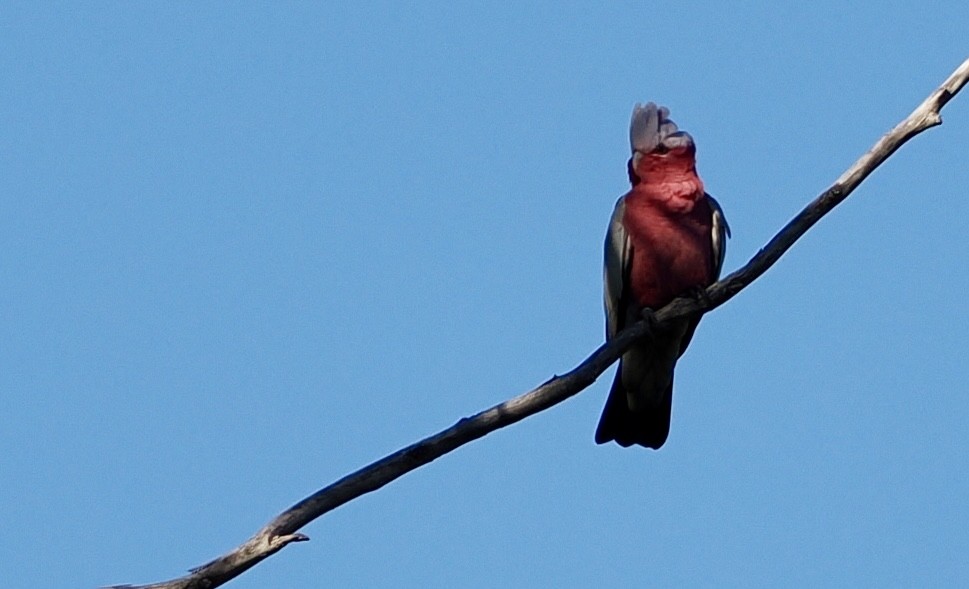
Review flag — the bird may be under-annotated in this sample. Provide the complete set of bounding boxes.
[594,103,729,449]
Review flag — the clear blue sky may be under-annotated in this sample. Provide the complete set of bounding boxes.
[2,3,968,588]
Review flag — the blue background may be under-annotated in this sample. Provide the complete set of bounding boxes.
[2,3,968,587]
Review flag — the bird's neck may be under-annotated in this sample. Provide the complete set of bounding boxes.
[632,172,705,213]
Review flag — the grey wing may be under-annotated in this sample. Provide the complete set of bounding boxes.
[604,197,631,340]
[707,193,730,279]
[677,194,730,357]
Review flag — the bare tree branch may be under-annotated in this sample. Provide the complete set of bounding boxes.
[109,57,969,589]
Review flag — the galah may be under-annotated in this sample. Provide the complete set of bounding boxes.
[595,103,729,449]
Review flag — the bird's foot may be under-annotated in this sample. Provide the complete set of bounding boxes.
[686,285,712,308]
[639,307,664,339]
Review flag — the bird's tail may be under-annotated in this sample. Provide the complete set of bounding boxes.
[594,370,673,449]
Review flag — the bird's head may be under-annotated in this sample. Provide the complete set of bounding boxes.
[627,102,698,187]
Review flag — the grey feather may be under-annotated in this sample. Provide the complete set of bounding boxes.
[603,197,630,340]
[629,102,661,154]
[707,194,730,278]
[630,102,694,155]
